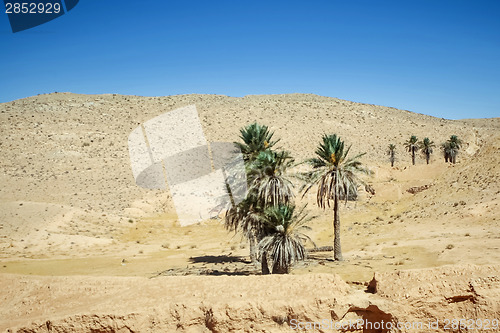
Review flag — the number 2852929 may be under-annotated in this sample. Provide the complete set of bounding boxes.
[5,2,62,14]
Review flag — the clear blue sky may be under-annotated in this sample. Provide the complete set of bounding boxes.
[1,0,499,119]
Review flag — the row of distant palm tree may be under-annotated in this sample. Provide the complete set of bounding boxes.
[224,123,369,274]
[388,135,462,166]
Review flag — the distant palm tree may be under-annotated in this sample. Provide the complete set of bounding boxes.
[404,135,419,165]
[235,122,278,163]
[387,144,396,167]
[258,205,314,274]
[441,142,450,163]
[419,138,435,164]
[448,135,462,164]
[301,134,370,261]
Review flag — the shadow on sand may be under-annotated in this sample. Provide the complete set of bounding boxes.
[188,255,251,264]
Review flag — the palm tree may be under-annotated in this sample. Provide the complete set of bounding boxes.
[301,134,370,261]
[419,138,435,164]
[448,135,462,164]
[235,122,278,163]
[258,205,313,274]
[387,144,396,167]
[226,122,278,264]
[225,130,295,274]
[441,142,452,163]
[404,136,418,165]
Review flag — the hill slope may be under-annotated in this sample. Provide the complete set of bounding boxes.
[0,92,498,273]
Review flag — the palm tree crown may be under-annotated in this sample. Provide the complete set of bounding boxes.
[258,205,313,274]
[235,122,278,163]
[248,150,295,207]
[302,134,368,208]
[448,135,462,149]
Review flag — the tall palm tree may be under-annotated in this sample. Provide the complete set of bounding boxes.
[404,135,419,165]
[448,135,462,164]
[419,138,435,164]
[301,134,370,261]
[258,205,314,274]
[387,144,396,167]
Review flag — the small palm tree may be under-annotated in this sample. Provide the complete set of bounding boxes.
[301,134,370,261]
[419,138,435,164]
[387,144,396,167]
[235,122,278,163]
[404,136,419,165]
[448,135,462,164]
[258,205,313,274]
[441,142,452,163]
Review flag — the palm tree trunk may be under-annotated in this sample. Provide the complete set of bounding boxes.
[333,194,343,261]
[411,151,415,165]
[249,234,257,262]
[426,153,430,164]
[272,262,288,274]
[261,252,270,275]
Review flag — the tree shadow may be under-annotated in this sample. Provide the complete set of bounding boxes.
[152,255,259,277]
[199,268,256,276]
[188,255,251,264]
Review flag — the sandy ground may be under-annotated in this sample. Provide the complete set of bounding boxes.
[1,265,499,332]
[0,93,499,331]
